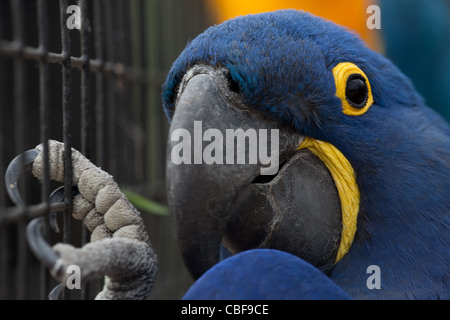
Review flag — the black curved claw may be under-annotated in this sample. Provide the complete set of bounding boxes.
[48,186,79,233]
[48,283,64,300]
[49,186,80,233]
[5,149,39,206]
[26,217,58,269]
[49,187,65,233]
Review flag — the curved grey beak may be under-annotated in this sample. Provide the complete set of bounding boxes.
[167,71,342,279]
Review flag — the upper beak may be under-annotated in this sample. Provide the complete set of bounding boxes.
[167,70,342,279]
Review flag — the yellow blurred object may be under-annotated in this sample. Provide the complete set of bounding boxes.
[205,0,382,51]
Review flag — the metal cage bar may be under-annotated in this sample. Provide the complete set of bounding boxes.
[12,0,28,301]
[37,0,52,300]
[78,0,91,299]
[0,0,212,300]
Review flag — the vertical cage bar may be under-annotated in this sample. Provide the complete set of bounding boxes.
[37,0,51,300]
[115,0,131,184]
[11,0,27,300]
[94,0,105,169]
[79,0,91,300]
[79,0,90,157]
[59,0,73,246]
[144,0,159,192]
[0,67,6,298]
[104,0,118,177]
[60,0,73,300]
[0,119,6,298]
[86,0,108,299]
[130,0,145,184]
[0,0,14,300]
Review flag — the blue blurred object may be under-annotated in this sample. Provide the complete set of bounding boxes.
[380,0,450,122]
[183,249,351,300]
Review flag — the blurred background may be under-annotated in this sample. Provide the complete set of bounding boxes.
[0,0,448,300]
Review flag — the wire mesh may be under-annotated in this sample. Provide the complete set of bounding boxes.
[0,0,212,300]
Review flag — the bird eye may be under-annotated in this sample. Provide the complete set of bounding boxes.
[346,74,368,108]
[332,62,373,116]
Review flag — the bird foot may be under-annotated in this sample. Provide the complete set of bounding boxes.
[6,140,158,300]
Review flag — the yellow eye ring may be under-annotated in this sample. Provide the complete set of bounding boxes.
[332,62,374,116]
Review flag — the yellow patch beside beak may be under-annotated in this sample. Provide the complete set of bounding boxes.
[299,137,360,263]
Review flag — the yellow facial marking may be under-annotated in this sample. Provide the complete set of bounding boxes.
[332,62,374,116]
[298,137,360,263]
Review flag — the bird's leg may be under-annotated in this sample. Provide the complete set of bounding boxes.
[51,238,157,300]
[23,140,157,300]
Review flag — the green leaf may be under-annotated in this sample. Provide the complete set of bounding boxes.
[122,188,169,216]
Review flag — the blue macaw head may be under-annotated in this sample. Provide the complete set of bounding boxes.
[163,10,449,297]
[164,10,423,130]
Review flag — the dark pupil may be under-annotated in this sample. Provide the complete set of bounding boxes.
[346,75,368,108]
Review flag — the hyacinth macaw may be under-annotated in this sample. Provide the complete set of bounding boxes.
[162,10,450,299]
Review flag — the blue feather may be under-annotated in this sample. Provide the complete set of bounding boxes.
[183,249,351,300]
